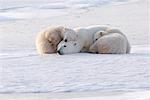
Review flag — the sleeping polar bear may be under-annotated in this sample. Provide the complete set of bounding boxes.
[90,28,131,53]
[89,33,129,54]
[36,26,77,54]
[57,25,110,54]
[57,27,130,55]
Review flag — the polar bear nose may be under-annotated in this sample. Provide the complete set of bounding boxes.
[57,50,63,55]
[57,50,60,54]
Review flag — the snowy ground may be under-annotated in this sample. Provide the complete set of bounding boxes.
[0,45,150,93]
[0,0,150,99]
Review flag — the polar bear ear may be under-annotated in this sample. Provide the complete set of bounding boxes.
[55,26,65,35]
[63,27,70,32]
[59,27,67,33]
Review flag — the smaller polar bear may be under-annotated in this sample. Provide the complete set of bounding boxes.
[89,28,131,54]
[36,26,77,54]
[57,25,110,54]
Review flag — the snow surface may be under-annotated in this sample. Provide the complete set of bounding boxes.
[0,0,138,20]
[0,45,150,93]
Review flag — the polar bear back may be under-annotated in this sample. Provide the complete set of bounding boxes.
[75,26,109,51]
[97,33,127,54]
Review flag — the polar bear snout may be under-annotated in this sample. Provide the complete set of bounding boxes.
[57,40,82,55]
[57,49,63,55]
[57,48,63,55]
[57,46,64,55]
[57,44,68,55]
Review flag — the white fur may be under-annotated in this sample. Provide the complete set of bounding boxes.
[89,33,127,54]
[57,26,130,55]
[36,26,76,54]
[57,25,109,54]
[57,40,82,55]
[92,28,131,53]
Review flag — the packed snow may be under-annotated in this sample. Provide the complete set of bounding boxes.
[0,0,138,20]
[0,45,150,93]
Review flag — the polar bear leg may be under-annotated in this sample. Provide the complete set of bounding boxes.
[89,42,98,53]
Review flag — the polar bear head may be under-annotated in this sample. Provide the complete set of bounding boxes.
[57,41,82,55]
[93,28,124,43]
[93,30,107,42]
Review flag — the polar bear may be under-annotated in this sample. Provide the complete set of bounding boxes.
[36,26,77,54]
[57,25,110,54]
[89,33,128,54]
[91,28,131,53]
[57,27,130,55]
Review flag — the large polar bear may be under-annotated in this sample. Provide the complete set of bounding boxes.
[57,26,130,55]
[57,25,110,55]
[89,28,131,53]
[36,26,77,54]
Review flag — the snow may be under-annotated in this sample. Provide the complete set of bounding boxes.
[0,0,138,20]
[0,45,150,93]
[64,91,150,100]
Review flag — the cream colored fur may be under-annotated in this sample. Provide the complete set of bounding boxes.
[91,28,131,53]
[36,26,76,54]
[89,33,128,54]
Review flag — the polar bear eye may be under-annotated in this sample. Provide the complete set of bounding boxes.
[64,39,67,42]
[64,45,66,47]
[95,39,98,41]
